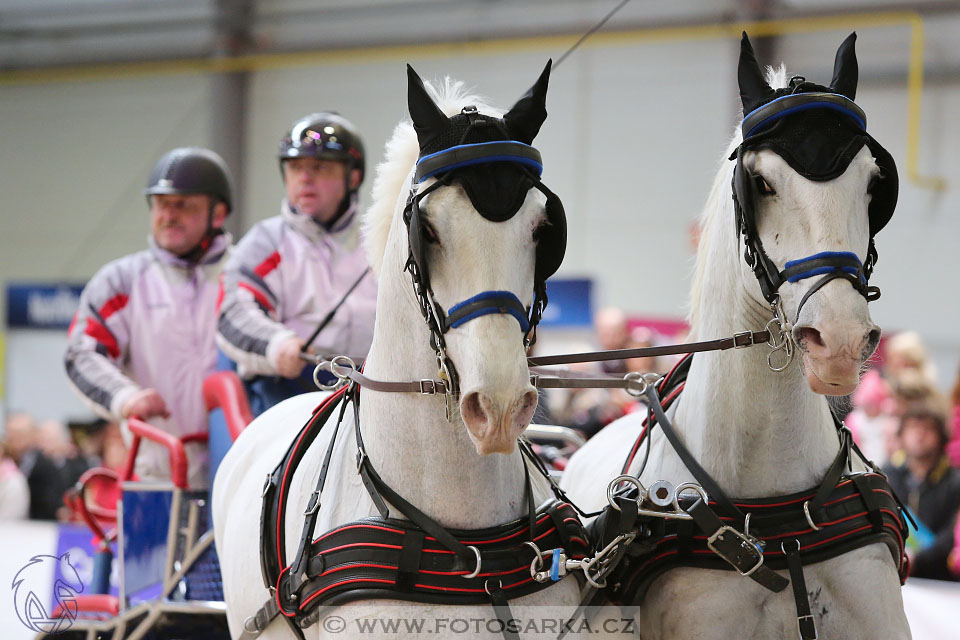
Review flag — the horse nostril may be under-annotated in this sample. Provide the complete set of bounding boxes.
[795,327,824,349]
[460,392,488,429]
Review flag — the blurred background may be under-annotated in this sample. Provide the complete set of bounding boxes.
[1,1,960,636]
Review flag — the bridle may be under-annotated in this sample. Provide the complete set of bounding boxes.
[399,108,566,414]
[730,80,898,369]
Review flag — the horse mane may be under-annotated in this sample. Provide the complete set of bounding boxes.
[687,65,788,333]
[362,78,501,275]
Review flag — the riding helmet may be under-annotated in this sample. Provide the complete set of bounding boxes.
[144,147,234,213]
[279,112,365,188]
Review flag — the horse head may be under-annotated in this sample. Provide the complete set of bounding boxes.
[365,62,565,454]
[734,32,898,396]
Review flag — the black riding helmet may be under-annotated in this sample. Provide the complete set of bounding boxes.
[279,113,365,225]
[145,147,233,213]
[144,147,234,261]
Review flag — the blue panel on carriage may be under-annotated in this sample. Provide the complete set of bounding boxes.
[121,489,172,599]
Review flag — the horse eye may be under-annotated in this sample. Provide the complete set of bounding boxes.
[533,220,549,242]
[867,173,881,195]
[422,220,440,245]
[754,175,776,196]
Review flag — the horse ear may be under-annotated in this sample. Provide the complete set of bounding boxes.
[830,32,858,100]
[738,32,775,115]
[503,59,551,144]
[407,64,448,148]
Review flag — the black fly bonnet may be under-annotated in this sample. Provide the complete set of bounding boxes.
[732,32,898,317]
[403,62,566,395]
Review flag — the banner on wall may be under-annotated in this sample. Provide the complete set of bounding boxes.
[540,278,592,328]
[6,284,84,330]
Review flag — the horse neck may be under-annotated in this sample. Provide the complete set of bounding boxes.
[354,228,532,530]
[673,204,841,497]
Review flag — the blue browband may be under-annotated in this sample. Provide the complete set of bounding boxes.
[444,290,530,333]
[781,251,866,285]
[742,92,867,139]
[415,141,544,183]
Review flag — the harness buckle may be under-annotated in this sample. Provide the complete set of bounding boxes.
[706,525,765,577]
[418,379,437,395]
[356,447,367,473]
[797,615,818,640]
[733,330,754,348]
[303,490,321,516]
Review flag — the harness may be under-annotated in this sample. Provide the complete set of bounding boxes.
[587,356,911,640]
[248,386,591,640]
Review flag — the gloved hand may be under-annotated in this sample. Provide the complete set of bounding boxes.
[273,335,309,379]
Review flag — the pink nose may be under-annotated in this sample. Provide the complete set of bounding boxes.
[460,389,539,454]
[794,324,880,363]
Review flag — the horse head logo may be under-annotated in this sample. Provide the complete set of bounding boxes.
[11,553,84,633]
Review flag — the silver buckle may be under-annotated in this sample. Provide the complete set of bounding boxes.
[803,500,822,531]
[706,525,765,577]
[733,331,753,348]
[418,379,436,394]
[461,545,482,579]
[797,614,818,640]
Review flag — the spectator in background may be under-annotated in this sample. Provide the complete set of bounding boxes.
[884,330,937,390]
[4,412,63,520]
[846,369,898,467]
[0,438,29,519]
[949,363,960,467]
[883,404,960,580]
[593,307,631,374]
[64,147,234,489]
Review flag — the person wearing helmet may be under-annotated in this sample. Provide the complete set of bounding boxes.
[217,112,377,414]
[64,147,234,488]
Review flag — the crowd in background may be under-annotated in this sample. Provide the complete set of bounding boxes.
[0,414,127,521]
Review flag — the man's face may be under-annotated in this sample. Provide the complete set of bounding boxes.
[283,157,359,224]
[900,417,943,461]
[150,194,225,256]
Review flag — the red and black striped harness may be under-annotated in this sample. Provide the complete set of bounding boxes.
[589,355,910,640]
[246,387,590,640]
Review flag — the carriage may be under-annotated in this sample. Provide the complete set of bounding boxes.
[46,30,919,640]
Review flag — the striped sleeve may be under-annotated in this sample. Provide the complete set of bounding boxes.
[64,256,143,420]
[216,220,296,377]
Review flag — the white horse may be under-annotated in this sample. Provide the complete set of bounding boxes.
[560,34,910,639]
[213,63,582,640]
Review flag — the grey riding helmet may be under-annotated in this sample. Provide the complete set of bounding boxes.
[144,147,234,213]
[279,112,366,189]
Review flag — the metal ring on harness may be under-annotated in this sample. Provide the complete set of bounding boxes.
[525,540,545,577]
[673,482,709,514]
[329,355,357,381]
[623,371,661,398]
[313,361,342,391]
[461,545,482,579]
[803,500,822,531]
[606,474,646,511]
[484,577,503,596]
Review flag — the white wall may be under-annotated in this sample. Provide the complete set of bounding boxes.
[2,25,959,420]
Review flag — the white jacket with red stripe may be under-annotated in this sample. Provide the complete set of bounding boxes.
[216,201,377,378]
[64,233,231,487]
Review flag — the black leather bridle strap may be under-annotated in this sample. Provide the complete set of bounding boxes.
[783,540,818,640]
[643,383,742,518]
[686,498,790,593]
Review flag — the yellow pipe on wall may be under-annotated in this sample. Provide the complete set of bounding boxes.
[0,11,943,188]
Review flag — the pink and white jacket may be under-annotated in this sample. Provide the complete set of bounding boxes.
[64,233,231,488]
[216,201,377,378]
